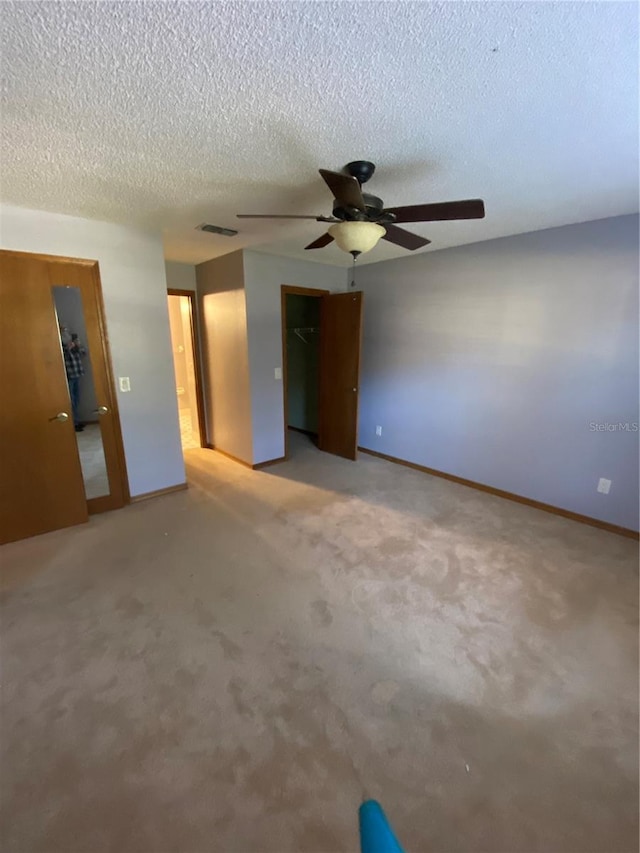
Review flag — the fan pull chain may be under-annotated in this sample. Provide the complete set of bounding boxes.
[350,252,357,288]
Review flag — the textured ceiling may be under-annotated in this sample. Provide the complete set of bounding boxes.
[1,2,638,268]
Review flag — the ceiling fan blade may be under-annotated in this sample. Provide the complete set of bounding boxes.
[237,214,336,221]
[382,224,431,251]
[384,199,485,223]
[305,233,334,250]
[318,169,366,212]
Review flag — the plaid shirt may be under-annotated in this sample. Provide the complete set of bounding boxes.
[63,344,85,380]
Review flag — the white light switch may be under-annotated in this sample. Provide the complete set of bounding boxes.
[274,367,282,380]
[597,477,611,494]
[119,377,131,392]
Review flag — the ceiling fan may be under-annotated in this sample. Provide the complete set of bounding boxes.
[237,161,485,257]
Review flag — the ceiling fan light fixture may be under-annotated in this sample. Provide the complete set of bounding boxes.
[238,162,485,254]
[328,221,386,256]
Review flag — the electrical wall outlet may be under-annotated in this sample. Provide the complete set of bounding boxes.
[597,477,611,495]
[274,367,282,380]
[119,377,131,392]
[375,425,383,437]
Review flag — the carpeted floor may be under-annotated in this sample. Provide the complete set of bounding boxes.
[1,432,638,852]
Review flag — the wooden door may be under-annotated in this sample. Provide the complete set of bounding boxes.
[318,291,363,460]
[0,251,129,544]
[0,253,89,543]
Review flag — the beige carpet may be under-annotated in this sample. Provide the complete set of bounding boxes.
[1,431,638,853]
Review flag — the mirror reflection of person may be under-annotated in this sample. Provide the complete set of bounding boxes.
[60,324,86,432]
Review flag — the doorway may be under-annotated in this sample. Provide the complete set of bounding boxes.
[0,250,129,544]
[283,290,323,456]
[281,285,364,462]
[167,290,206,451]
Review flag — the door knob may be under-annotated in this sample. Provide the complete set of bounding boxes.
[51,412,69,422]
[94,406,109,415]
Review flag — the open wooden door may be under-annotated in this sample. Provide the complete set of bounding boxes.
[0,252,89,543]
[318,291,363,460]
[0,250,129,544]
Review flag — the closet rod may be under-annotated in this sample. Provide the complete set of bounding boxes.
[289,326,319,343]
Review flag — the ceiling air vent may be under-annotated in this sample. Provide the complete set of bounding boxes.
[197,223,238,237]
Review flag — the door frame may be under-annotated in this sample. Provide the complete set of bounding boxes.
[0,249,130,513]
[167,288,207,449]
[280,284,330,460]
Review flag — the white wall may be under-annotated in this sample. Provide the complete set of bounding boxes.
[358,215,639,531]
[0,205,185,496]
[165,261,197,292]
[242,250,348,463]
[196,251,254,464]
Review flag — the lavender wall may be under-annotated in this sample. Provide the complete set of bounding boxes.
[357,215,639,530]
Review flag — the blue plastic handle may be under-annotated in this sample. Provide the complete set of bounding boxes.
[358,799,405,853]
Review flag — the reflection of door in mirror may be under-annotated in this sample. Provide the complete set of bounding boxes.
[53,286,109,499]
[167,292,204,451]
